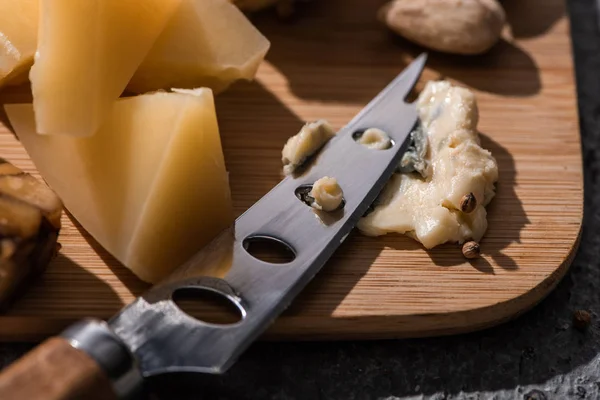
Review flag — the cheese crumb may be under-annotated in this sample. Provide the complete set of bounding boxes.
[357,128,392,150]
[309,177,343,212]
[282,120,336,175]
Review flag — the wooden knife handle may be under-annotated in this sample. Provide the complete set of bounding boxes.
[0,337,118,400]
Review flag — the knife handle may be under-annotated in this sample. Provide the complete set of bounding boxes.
[0,337,117,400]
[0,319,142,400]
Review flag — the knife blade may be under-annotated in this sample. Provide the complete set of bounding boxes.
[0,53,427,400]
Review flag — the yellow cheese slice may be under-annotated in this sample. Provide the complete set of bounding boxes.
[30,0,182,137]
[0,0,38,87]
[5,89,233,283]
[128,0,270,94]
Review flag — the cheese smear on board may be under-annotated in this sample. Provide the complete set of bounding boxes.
[0,0,38,87]
[128,0,270,95]
[30,0,182,137]
[5,89,233,283]
[358,81,498,248]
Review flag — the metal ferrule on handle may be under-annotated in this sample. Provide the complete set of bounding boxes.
[61,319,143,399]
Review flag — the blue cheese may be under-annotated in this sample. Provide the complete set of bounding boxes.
[357,81,498,248]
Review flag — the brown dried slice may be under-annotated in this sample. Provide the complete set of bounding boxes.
[0,158,62,310]
[0,174,62,229]
[0,196,43,239]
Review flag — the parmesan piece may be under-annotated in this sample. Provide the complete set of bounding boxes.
[358,81,498,248]
[5,88,233,283]
[0,0,38,87]
[30,0,182,137]
[128,0,270,95]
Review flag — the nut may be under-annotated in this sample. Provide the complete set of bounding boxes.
[462,241,480,259]
[460,192,477,213]
[573,310,591,331]
[380,0,506,55]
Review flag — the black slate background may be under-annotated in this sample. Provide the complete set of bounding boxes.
[2,1,600,399]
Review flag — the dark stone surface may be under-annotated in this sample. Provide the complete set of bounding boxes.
[2,1,600,399]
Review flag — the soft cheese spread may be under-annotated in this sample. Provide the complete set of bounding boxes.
[281,120,336,175]
[357,81,498,248]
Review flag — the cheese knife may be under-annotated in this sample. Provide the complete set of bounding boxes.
[0,53,427,400]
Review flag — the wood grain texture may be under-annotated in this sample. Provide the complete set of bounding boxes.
[0,0,582,340]
[0,337,116,400]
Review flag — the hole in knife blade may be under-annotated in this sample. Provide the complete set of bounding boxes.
[172,287,245,325]
[242,236,296,264]
[405,85,420,104]
[295,184,314,206]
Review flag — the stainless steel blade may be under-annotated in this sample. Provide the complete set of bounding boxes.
[109,54,428,377]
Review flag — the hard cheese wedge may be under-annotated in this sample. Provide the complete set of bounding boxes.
[30,0,182,137]
[0,0,38,87]
[5,89,233,283]
[128,0,270,94]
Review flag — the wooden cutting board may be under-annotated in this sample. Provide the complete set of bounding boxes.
[0,0,582,341]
